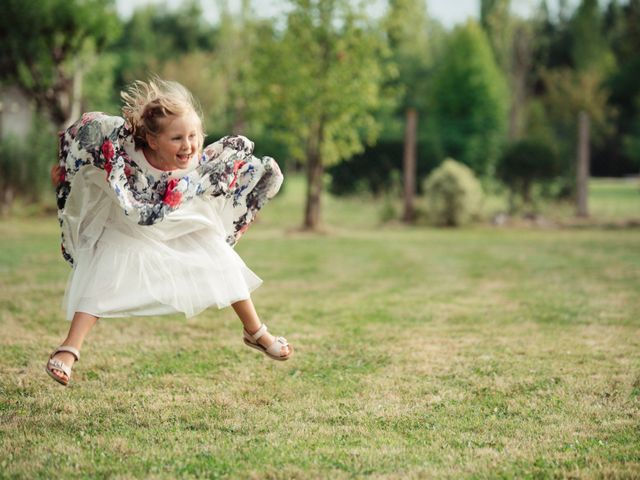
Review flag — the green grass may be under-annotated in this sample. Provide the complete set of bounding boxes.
[589,178,640,219]
[487,177,640,223]
[1,176,639,478]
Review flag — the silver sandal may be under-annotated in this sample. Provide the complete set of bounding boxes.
[45,346,80,386]
[243,324,293,361]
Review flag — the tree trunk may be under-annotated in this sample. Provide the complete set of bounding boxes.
[576,110,590,217]
[402,108,418,223]
[304,119,325,230]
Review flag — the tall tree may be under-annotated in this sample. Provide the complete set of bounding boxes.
[258,0,394,229]
[480,0,512,71]
[481,0,534,141]
[384,0,432,222]
[429,21,508,176]
[209,0,265,135]
[0,0,121,128]
[608,0,640,174]
[570,0,615,73]
[114,1,217,85]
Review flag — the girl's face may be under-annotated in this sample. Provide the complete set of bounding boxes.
[145,111,202,170]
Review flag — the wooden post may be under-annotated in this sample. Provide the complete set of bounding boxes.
[576,110,590,217]
[402,108,418,223]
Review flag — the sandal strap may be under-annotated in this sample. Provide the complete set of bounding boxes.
[265,336,289,357]
[47,358,72,378]
[247,324,268,341]
[52,345,80,362]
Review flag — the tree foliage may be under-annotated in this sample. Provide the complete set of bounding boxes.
[0,0,121,127]
[481,0,512,71]
[428,21,509,176]
[570,0,615,73]
[256,0,395,228]
[383,0,431,110]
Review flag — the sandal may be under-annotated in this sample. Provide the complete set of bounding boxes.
[45,346,80,386]
[243,324,293,361]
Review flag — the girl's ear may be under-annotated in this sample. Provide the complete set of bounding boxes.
[146,133,158,150]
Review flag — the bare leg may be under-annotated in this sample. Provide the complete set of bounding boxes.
[49,312,98,382]
[232,298,291,357]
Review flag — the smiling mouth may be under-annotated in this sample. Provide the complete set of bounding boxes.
[176,153,191,161]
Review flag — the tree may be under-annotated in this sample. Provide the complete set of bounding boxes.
[205,0,269,136]
[570,0,615,74]
[481,0,536,142]
[257,0,394,229]
[481,0,512,71]
[383,0,432,223]
[540,68,614,148]
[601,0,640,175]
[428,21,508,176]
[0,0,121,128]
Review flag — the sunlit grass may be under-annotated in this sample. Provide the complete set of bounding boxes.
[0,177,638,478]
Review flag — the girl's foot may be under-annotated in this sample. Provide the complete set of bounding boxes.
[257,330,291,357]
[244,324,293,360]
[48,351,76,383]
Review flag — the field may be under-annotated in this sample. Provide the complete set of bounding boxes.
[1,177,639,478]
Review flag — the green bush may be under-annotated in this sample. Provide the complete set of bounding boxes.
[496,137,560,211]
[327,139,440,197]
[423,158,483,226]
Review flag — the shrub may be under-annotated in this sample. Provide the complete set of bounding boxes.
[496,137,560,210]
[423,158,483,227]
[328,139,439,197]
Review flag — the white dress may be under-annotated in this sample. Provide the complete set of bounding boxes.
[62,139,262,320]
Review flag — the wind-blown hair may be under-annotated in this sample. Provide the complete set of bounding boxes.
[121,78,205,150]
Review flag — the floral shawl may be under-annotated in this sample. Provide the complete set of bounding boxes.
[55,112,283,266]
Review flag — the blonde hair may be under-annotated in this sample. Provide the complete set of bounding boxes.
[121,78,205,149]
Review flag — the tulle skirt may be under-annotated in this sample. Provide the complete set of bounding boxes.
[63,194,262,320]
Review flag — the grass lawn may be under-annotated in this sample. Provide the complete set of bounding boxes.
[0,176,639,478]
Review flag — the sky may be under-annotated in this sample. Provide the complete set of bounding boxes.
[115,0,582,28]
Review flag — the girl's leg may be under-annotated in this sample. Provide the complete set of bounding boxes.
[49,312,99,382]
[231,298,291,357]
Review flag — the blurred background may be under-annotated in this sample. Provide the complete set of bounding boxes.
[1,0,639,227]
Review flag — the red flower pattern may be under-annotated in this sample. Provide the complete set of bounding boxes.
[102,139,115,179]
[229,159,246,189]
[163,178,182,207]
[104,159,113,177]
[102,139,115,161]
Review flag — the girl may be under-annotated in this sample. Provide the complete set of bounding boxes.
[46,79,292,386]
